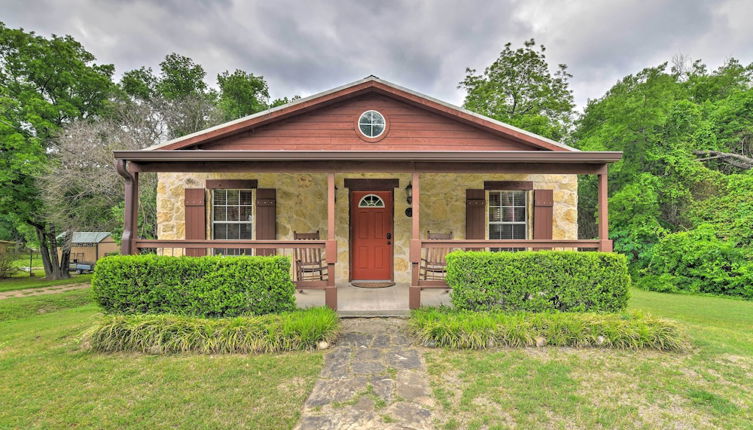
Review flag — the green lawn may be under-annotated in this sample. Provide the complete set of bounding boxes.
[0,290,324,429]
[0,273,92,292]
[425,288,753,429]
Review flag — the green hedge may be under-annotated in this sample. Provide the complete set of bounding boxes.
[83,307,339,354]
[410,308,687,351]
[638,225,753,298]
[446,251,630,312]
[92,255,296,317]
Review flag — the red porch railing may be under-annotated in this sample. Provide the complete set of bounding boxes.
[133,239,337,306]
[409,239,607,304]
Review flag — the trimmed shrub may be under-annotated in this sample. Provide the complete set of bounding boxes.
[92,254,296,317]
[638,225,753,299]
[446,251,630,312]
[84,307,339,354]
[409,308,687,351]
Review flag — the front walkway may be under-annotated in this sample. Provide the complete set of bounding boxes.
[295,318,435,429]
[0,283,90,300]
[296,284,451,316]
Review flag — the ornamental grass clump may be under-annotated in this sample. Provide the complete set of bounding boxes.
[83,307,339,354]
[409,308,688,351]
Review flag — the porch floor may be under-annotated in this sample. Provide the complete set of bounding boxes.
[295,283,451,317]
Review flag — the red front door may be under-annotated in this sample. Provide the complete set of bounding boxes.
[351,190,393,280]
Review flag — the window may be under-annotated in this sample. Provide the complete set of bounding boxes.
[358,110,386,138]
[358,194,385,208]
[488,190,527,251]
[212,189,253,255]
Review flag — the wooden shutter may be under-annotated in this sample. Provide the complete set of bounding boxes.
[465,189,485,250]
[184,188,206,256]
[533,189,553,249]
[255,188,276,256]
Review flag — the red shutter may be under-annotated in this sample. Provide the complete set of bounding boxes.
[255,188,276,256]
[533,189,553,249]
[466,189,485,250]
[184,188,206,257]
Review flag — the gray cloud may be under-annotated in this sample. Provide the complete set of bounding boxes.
[3,0,752,109]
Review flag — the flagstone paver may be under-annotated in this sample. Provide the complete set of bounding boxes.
[295,318,435,430]
[0,283,89,300]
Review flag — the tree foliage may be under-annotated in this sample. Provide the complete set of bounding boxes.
[0,22,116,278]
[460,39,575,140]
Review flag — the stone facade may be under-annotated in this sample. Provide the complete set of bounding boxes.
[156,172,578,285]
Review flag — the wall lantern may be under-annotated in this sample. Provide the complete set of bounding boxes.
[405,182,413,205]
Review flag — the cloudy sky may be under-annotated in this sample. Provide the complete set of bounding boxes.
[3,0,753,110]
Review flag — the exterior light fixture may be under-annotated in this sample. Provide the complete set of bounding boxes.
[405,182,413,205]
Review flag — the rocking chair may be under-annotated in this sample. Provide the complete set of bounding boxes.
[294,231,328,284]
[420,231,453,280]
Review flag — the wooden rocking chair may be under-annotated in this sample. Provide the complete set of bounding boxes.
[294,231,328,284]
[420,231,453,280]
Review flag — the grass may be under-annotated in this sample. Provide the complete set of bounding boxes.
[0,292,326,429]
[85,308,339,354]
[410,308,686,351]
[424,288,753,429]
[0,273,92,292]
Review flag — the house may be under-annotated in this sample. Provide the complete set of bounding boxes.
[114,76,621,310]
[58,232,118,263]
[0,240,15,255]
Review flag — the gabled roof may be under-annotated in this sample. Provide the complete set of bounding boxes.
[57,232,112,244]
[149,76,576,152]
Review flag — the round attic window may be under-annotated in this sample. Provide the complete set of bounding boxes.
[358,110,386,139]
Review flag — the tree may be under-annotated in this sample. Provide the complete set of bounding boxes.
[460,39,575,140]
[0,23,115,279]
[217,69,269,120]
[573,58,753,272]
[41,102,162,242]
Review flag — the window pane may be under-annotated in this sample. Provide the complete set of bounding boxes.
[226,190,239,206]
[371,123,384,136]
[213,223,227,239]
[511,191,525,206]
[502,207,515,222]
[512,224,526,239]
[489,192,500,207]
[226,206,240,222]
[214,206,227,222]
[489,207,502,222]
[239,223,252,239]
[240,206,252,221]
[489,224,503,239]
[227,223,240,239]
[213,190,227,206]
[240,190,252,205]
[514,207,526,222]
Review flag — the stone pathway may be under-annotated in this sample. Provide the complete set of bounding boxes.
[0,283,90,300]
[296,318,435,430]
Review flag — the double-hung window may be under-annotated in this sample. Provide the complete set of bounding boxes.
[488,190,527,251]
[212,189,253,255]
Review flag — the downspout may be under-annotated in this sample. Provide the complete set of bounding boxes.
[116,159,135,255]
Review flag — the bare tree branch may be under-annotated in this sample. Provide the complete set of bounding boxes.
[694,150,753,170]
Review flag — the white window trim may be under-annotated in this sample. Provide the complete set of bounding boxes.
[210,188,255,255]
[485,190,531,241]
[358,193,385,208]
[357,110,386,138]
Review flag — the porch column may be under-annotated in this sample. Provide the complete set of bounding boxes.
[597,165,613,252]
[325,173,338,310]
[116,160,139,255]
[409,171,421,310]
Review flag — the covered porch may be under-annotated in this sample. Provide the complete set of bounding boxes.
[114,149,620,313]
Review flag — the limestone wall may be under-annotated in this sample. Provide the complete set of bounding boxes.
[156,172,578,285]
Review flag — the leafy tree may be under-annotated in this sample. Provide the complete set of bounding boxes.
[217,69,269,120]
[0,23,115,279]
[460,39,575,140]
